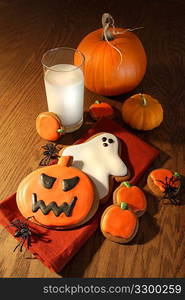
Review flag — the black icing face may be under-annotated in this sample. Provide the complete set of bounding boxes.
[40,173,56,189]
[34,174,81,217]
[40,173,80,191]
[62,176,80,191]
[102,136,114,147]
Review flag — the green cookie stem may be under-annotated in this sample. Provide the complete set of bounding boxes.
[121,181,132,188]
[174,172,180,178]
[57,128,65,133]
[120,202,128,210]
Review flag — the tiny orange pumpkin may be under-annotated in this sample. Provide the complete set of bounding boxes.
[100,202,138,244]
[121,93,163,130]
[89,101,114,120]
[113,181,147,217]
[147,168,181,202]
[36,112,65,141]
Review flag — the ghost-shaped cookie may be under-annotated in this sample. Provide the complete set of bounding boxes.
[60,133,128,204]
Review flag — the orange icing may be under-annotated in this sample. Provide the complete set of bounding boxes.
[102,206,137,239]
[36,112,64,141]
[150,169,180,192]
[16,156,94,227]
[116,185,146,212]
[89,102,114,119]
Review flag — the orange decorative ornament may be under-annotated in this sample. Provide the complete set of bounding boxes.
[100,202,139,243]
[121,93,163,130]
[36,112,65,141]
[74,13,147,96]
[16,156,98,228]
[89,101,114,120]
[113,181,147,217]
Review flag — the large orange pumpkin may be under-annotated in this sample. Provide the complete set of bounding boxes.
[16,156,98,228]
[74,13,147,96]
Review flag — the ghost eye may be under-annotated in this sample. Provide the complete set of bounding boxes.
[40,173,57,189]
[108,138,114,143]
[102,137,107,142]
[62,176,80,191]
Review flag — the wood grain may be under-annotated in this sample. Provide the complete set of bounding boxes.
[0,0,185,278]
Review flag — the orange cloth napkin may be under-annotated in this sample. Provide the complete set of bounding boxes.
[0,117,159,273]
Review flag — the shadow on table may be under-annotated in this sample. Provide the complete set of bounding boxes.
[137,146,170,188]
[130,190,160,246]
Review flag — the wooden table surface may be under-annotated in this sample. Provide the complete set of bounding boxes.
[0,0,185,278]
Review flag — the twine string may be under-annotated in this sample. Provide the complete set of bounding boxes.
[102,13,143,67]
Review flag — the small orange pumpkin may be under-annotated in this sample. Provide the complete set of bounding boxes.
[113,181,147,217]
[89,101,114,120]
[100,202,138,243]
[74,13,147,96]
[16,156,98,228]
[36,112,65,141]
[121,93,163,130]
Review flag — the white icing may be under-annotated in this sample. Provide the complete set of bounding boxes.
[62,133,128,199]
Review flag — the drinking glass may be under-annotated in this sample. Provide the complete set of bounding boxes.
[42,47,85,133]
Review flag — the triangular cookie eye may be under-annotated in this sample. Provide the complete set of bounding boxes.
[62,176,80,191]
[40,173,57,189]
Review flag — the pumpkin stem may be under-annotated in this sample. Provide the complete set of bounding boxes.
[102,13,114,41]
[101,13,123,66]
[174,172,180,178]
[121,181,132,188]
[58,156,73,167]
[140,93,148,106]
[120,202,128,210]
[95,100,101,104]
[57,128,65,133]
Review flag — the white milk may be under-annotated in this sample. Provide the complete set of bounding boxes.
[44,64,84,131]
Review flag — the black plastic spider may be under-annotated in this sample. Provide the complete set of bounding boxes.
[39,143,60,166]
[7,219,33,252]
[157,175,181,205]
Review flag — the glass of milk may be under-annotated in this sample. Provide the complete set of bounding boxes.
[42,47,85,133]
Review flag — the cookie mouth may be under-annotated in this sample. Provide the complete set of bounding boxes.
[32,193,77,217]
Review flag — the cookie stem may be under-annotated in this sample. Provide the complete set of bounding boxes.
[120,202,128,210]
[174,172,180,178]
[122,181,132,188]
[57,128,65,133]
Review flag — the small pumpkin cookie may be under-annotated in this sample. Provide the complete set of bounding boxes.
[100,202,139,244]
[147,168,181,200]
[36,112,65,141]
[89,101,114,120]
[113,181,147,217]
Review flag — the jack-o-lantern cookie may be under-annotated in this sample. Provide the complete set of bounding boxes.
[147,169,181,201]
[36,112,65,141]
[16,156,99,228]
[89,101,114,120]
[60,132,129,204]
[113,182,147,217]
[100,202,139,244]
